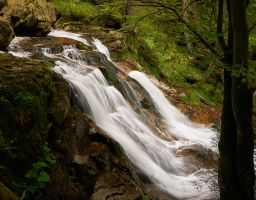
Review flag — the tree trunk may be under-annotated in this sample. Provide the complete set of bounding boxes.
[218,0,255,199]
[231,0,255,199]
[218,0,238,198]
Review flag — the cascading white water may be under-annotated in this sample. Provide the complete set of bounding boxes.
[8,29,218,199]
[48,30,90,46]
[92,38,112,61]
[129,71,216,148]
[8,37,32,57]
[53,60,215,200]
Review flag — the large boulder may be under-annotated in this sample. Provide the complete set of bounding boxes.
[1,0,56,36]
[0,18,14,50]
[0,53,70,195]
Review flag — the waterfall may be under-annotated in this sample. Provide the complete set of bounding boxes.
[9,29,218,199]
[129,71,215,148]
[8,37,31,57]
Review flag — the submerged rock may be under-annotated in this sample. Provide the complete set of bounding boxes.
[176,144,218,171]
[1,0,56,36]
[0,18,15,50]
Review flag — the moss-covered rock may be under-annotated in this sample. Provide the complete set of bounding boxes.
[0,53,70,195]
[1,0,56,36]
[39,109,144,200]
[0,52,147,199]
[0,18,15,50]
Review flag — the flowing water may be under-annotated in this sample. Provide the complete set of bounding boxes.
[8,30,219,199]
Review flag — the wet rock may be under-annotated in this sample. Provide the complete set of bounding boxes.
[1,0,56,36]
[0,18,15,50]
[48,92,70,125]
[176,144,218,170]
[176,103,221,125]
[38,109,145,200]
[8,36,93,57]
[108,40,122,51]
[90,171,141,200]
[39,162,89,200]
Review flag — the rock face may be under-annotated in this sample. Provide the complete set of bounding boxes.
[1,0,56,36]
[39,110,144,200]
[0,53,70,197]
[0,53,145,200]
[0,18,14,50]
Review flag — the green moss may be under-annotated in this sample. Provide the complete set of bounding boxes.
[180,90,201,105]
[140,195,151,200]
[0,54,70,196]
[51,0,99,23]
[42,61,54,70]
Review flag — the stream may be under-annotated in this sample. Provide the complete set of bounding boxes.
[7,30,219,200]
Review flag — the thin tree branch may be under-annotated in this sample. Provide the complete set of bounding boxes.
[130,0,221,58]
[217,0,227,52]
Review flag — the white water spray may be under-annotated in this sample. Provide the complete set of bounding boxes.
[92,38,112,61]
[129,71,216,148]
[8,37,31,57]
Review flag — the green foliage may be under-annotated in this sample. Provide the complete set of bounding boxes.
[51,0,122,24]
[144,37,156,49]
[14,93,35,107]
[96,1,122,19]
[120,2,225,106]
[180,90,201,105]
[42,61,54,70]
[25,142,55,196]
[140,195,150,200]
[51,0,99,22]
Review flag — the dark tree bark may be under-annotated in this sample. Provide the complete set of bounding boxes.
[217,1,238,199]
[218,0,255,199]
[231,0,255,199]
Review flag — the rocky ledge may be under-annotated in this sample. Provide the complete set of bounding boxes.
[0,53,146,200]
